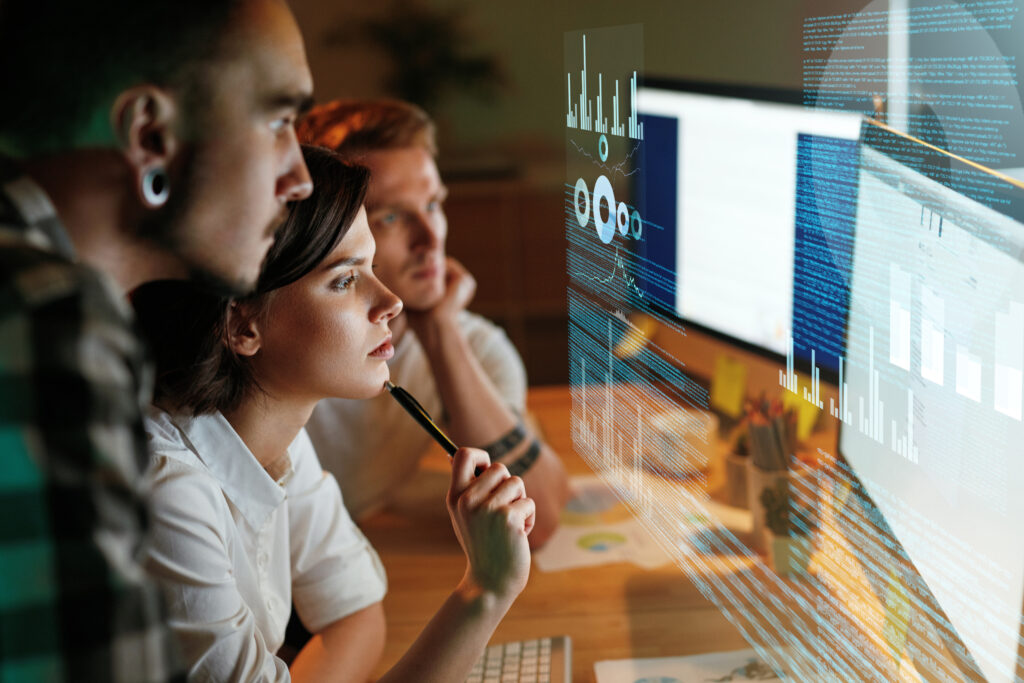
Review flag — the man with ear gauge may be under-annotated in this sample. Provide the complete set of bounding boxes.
[0,0,313,679]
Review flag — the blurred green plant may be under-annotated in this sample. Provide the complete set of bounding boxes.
[325,0,506,112]
[759,478,808,537]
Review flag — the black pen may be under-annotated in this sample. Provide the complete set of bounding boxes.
[385,380,459,457]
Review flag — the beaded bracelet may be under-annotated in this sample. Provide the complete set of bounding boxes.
[483,421,527,460]
[505,439,541,477]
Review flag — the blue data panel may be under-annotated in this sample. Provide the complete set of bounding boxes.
[792,134,859,379]
[633,112,677,313]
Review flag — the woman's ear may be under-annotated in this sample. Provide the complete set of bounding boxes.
[226,301,263,357]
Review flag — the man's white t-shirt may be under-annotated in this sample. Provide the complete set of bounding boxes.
[306,311,527,519]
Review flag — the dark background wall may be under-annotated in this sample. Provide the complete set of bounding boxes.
[290,1,880,155]
[287,0,874,384]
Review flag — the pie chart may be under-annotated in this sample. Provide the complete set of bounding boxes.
[576,531,627,552]
[562,480,633,525]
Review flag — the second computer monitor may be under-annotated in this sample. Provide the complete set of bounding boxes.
[635,82,862,371]
[840,119,1024,682]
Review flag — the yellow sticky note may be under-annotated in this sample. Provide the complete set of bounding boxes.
[613,313,658,358]
[782,387,820,441]
[884,568,912,665]
[710,355,747,418]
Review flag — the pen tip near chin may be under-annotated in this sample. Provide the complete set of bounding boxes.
[384,380,396,392]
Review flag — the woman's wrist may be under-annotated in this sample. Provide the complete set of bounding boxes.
[456,572,519,617]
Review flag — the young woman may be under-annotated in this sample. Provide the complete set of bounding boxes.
[132,145,535,682]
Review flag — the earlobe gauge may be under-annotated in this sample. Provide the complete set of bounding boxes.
[141,166,170,208]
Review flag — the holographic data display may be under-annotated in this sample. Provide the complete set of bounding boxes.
[567,5,1024,680]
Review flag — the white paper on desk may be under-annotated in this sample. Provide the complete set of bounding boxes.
[534,476,671,572]
[534,518,671,571]
[594,649,782,682]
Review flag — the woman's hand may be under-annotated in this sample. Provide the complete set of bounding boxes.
[377,448,535,683]
[446,447,534,601]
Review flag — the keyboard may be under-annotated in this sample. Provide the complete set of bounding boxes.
[466,635,572,683]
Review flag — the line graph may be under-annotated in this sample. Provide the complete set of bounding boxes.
[579,246,645,299]
[569,138,642,177]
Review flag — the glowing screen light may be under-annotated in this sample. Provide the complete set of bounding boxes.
[566,3,1024,679]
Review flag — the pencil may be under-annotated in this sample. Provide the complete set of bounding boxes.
[384,380,459,457]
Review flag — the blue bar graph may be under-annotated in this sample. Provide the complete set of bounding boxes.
[566,35,644,140]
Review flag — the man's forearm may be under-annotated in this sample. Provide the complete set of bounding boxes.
[414,317,570,548]
[414,316,521,445]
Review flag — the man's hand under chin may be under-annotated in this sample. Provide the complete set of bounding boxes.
[407,256,477,337]
[401,253,571,549]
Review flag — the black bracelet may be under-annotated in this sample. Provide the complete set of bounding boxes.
[483,422,527,460]
[505,439,541,477]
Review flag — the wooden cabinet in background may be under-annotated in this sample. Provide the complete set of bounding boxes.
[443,177,569,386]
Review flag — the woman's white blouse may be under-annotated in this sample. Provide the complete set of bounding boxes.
[143,409,387,681]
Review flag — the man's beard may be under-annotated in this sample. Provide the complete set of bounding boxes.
[136,154,281,299]
[184,207,286,299]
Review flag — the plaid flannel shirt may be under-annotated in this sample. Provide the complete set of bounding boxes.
[0,160,182,681]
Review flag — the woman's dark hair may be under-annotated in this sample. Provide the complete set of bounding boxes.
[132,145,370,415]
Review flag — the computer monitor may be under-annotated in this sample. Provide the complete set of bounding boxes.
[840,118,1024,681]
[634,81,862,373]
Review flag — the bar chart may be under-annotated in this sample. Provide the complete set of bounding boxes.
[955,345,982,402]
[787,285,1024,462]
[782,328,923,457]
[780,335,798,394]
[565,35,644,141]
[891,388,919,463]
[920,285,945,386]
[861,327,885,444]
[803,349,824,409]
[781,336,848,422]
[572,320,643,490]
[573,354,638,490]
[829,356,853,424]
[784,230,1024,461]
[889,264,912,371]
[780,336,830,414]
[994,302,1024,420]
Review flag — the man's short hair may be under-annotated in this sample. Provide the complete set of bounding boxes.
[297,99,438,159]
[0,0,242,157]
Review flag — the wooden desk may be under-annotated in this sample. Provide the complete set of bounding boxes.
[362,385,751,682]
